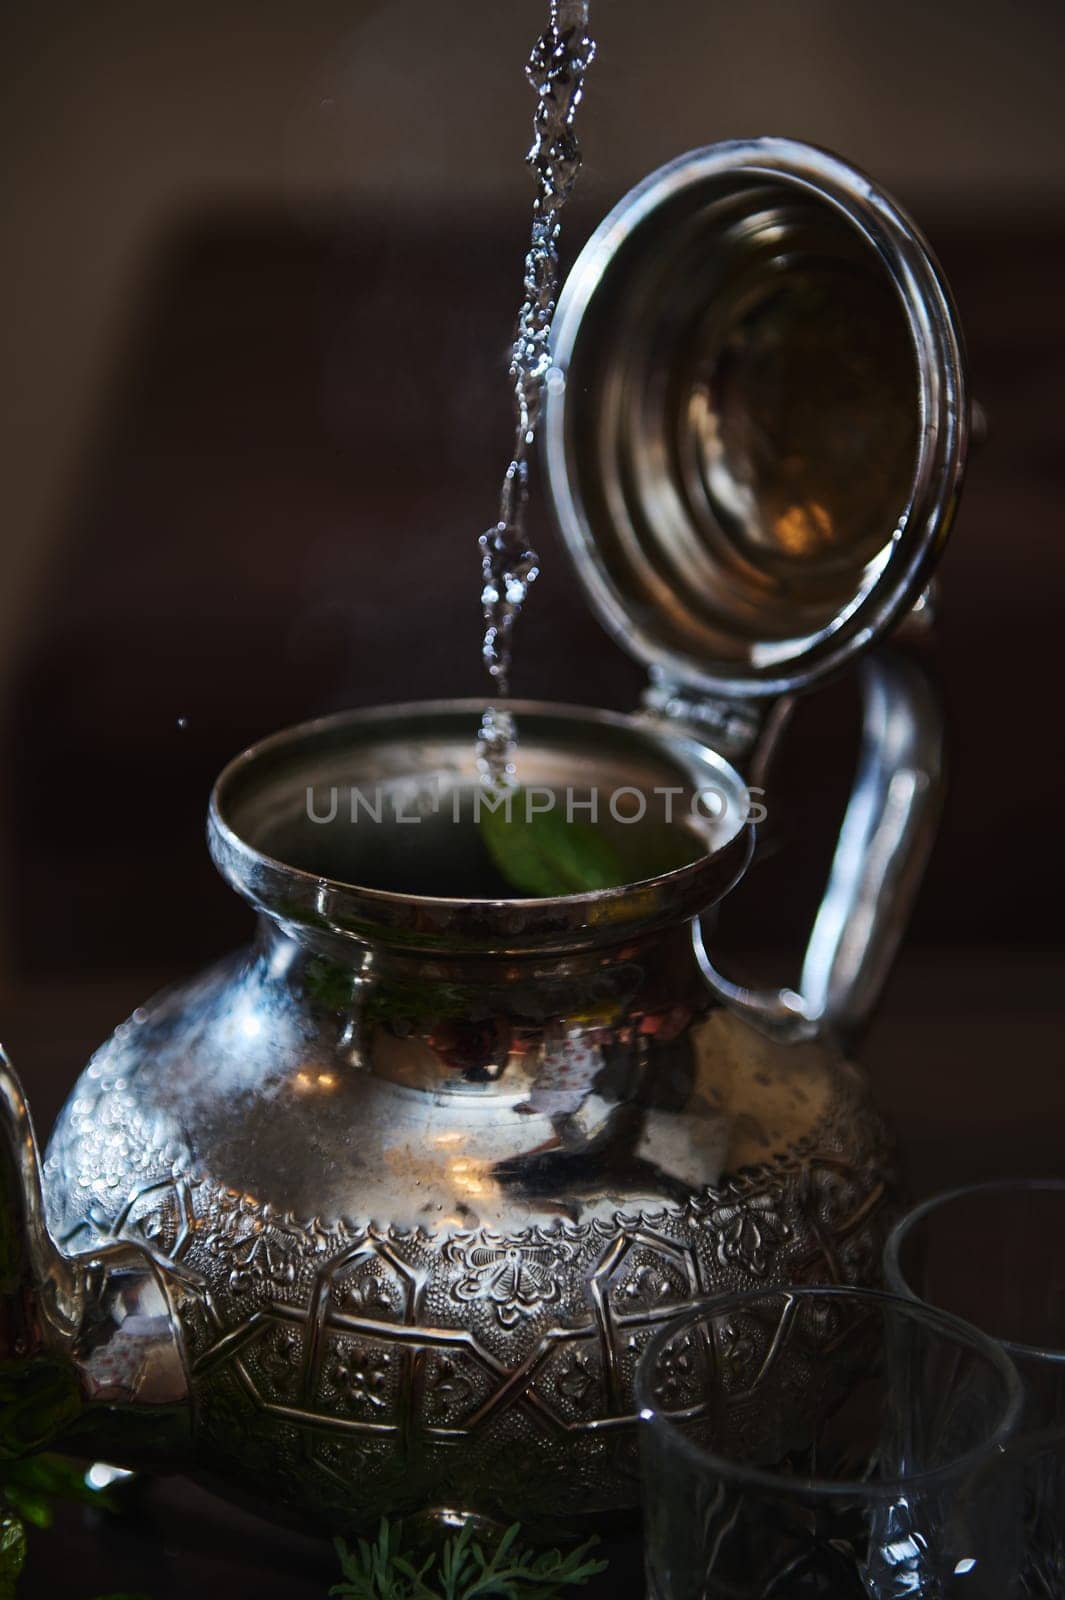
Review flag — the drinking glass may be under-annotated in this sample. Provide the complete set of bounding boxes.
[885,1179,1065,1595]
[636,1284,1024,1599]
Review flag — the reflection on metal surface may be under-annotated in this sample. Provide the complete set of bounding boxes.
[544,137,967,701]
[694,653,944,1051]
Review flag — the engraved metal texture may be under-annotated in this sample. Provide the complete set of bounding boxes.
[39,705,898,1531]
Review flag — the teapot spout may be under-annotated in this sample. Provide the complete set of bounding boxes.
[0,1046,190,1461]
[0,1046,81,1349]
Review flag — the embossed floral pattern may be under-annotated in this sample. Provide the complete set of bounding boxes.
[44,1058,894,1529]
[202,1192,324,1295]
[445,1231,576,1328]
[555,1353,597,1412]
[425,1355,474,1414]
[330,1342,391,1410]
[717,1318,759,1388]
[342,1272,396,1318]
[702,1190,789,1277]
[652,1332,697,1406]
[620,1261,683,1309]
[260,1328,303,1392]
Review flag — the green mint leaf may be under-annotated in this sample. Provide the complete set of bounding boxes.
[480,796,626,896]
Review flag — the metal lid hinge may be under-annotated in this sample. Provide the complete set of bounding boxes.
[638,675,768,764]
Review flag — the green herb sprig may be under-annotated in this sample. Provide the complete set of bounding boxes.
[331,1518,607,1600]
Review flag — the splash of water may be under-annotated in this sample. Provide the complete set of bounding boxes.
[476,0,596,787]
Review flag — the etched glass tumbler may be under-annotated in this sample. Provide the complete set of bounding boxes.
[886,1180,1065,1596]
[636,1285,1024,1600]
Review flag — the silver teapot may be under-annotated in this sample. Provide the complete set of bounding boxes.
[0,140,966,1534]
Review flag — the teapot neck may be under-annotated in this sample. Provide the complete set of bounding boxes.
[258,909,706,988]
[256,913,710,1098]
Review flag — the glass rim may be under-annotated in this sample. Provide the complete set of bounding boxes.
[884,1178,1065,1366]
[634,1283,1025,1502]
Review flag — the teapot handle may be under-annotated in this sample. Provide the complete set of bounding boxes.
[693,650,944,1050]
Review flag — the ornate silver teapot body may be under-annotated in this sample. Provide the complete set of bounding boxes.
[6,694,902,1531]
[0,139,967,1534]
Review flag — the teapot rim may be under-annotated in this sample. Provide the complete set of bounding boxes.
[207,697,753,955]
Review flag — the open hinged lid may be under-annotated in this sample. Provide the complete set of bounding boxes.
[543,138,968,703]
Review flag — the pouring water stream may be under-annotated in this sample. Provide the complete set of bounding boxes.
[476,0,596,788]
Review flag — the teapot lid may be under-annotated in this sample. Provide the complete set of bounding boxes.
[542,138,967,701]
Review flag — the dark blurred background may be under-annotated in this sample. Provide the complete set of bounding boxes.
[1,0,1063,1159]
